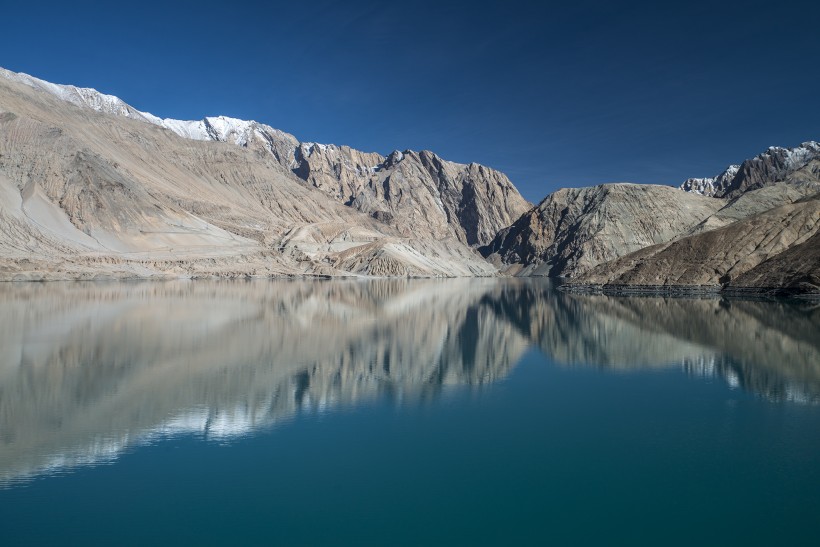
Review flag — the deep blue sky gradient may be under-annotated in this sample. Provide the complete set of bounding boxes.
[2,0,818,201]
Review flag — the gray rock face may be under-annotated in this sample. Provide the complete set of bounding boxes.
[686,176,820,236]
[563,147,820,295]
[480,183,722,277]
[293,146,532,246]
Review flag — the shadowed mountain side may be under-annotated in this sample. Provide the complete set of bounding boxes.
[292,146,532,247]
[731,231,820,293]
[0,279,528,485]
[568,194,820,294]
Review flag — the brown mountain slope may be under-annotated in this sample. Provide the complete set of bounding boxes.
[567,194,820,294]
[480,183,723,277]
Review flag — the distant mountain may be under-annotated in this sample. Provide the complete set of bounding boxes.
[679,141,820,198]
[679,164,740,196]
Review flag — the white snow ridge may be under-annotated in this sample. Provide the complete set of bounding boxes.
[0,67,303,151]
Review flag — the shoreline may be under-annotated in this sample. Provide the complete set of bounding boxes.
[560,282,820,300]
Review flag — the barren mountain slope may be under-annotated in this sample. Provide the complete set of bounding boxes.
[1,67,531,248]
[0,70,495,279]
[569,194,820,294]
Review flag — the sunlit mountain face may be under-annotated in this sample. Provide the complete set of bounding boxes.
[1,279,817,486]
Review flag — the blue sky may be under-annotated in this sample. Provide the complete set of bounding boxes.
[2,0,818,202]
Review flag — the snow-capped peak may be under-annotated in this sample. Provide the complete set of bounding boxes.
[0,67,154,122]
[679,140,819,198]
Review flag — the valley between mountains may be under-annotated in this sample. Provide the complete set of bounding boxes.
[1,68,818,295]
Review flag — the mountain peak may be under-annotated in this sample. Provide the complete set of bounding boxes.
[679,141,819,198]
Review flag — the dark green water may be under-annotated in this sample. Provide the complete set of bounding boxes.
[0,279,818,545]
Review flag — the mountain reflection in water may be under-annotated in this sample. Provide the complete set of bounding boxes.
[0,278,818,485]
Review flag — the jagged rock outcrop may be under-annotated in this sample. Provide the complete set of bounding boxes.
[679,164,740,197]
[293,146,532,246]
[568,194,820,294]
[0,67,531,250]
[0,67,502,279]
[480,183,722,277]
[679,141,820,198]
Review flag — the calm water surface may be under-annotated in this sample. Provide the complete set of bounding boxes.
[0,279,818,545]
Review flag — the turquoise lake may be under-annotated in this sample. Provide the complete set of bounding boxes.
[0,279,818,545]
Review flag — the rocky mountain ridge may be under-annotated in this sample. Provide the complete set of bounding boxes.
[0,68,530,248]
[0,67,525,279]
[679,141,820,198]
[568,194,820,294]
[1,66,817,290]
[485,141,819,294]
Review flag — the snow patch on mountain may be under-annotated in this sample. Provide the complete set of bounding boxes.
[769,141,820,170]
[680,164,740,196]
[0,67,302,152]
[679,141,820,198]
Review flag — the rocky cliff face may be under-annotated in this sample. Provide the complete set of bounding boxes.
[480,183,722,277]
[0,67,530,249]
[560,145,820,294]
[294,146,532,246]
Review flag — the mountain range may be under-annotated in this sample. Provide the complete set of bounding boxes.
[0,67,817,294]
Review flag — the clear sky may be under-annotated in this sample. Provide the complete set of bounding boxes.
[2,0,818,202]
